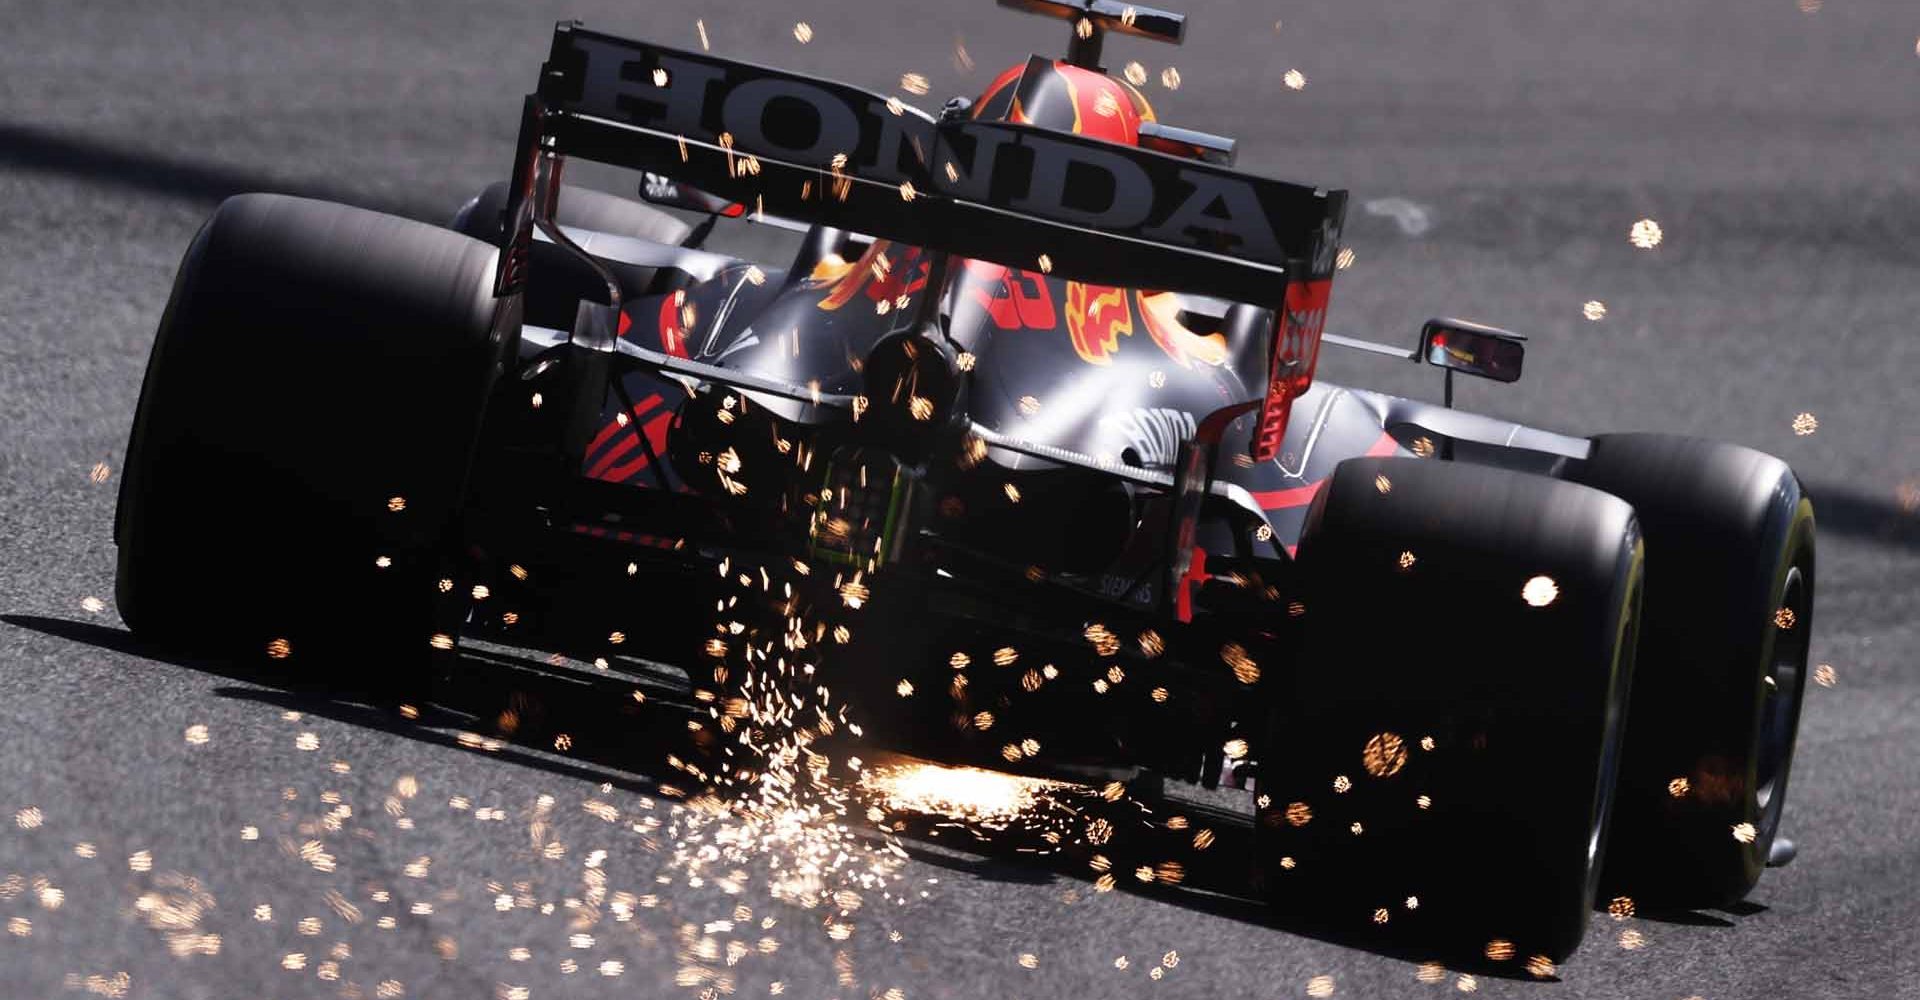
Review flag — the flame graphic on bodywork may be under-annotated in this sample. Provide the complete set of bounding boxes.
[1137,291,1227,367]
[1065,282,1134,364]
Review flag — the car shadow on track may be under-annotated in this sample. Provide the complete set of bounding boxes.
[1806,480,1920,552]
[1629,898,1767,929]
[0,121,439,221]
[5,611,1767,979]
[1,613,687,799]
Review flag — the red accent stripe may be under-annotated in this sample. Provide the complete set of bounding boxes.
[658,297,689,358]
[1175,546,1210,624]
[1248,432,1400,510]
[584,394,665,462]
[585,432,641,481]
[598,412,673,483]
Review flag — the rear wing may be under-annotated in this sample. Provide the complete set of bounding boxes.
[502,21,1347,461]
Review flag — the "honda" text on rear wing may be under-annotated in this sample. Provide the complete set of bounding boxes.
[501,21,1348,464]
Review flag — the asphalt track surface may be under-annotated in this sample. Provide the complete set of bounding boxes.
[4,2,1919,998]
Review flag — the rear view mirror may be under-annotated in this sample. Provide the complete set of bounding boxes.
[1420,318,1525,383]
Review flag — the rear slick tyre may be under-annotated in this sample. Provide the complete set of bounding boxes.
[1570,433,1816,908]
[115,194,502,678]
[1257,456,1642,963]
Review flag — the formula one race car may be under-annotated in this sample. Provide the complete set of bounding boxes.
[114,0,1813,961]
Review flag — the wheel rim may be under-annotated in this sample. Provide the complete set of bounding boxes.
[1755,564,1807,835]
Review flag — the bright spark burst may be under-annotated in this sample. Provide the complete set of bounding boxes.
[1629,218,1664,249]
[1732,821,1757,844]
[1362,732,1407,777]
[1283,69,1307,90]
[1814,663,1837,687]
[900,73,930,96]
[792,22,813,43]
[859,763,1070,826]
[1221,643,1260,684]
[1159,66,1181,89]
[1521,575,1560,607]
[1792,411,1819,435]
[1084,623,1121,656]
[1583,300,1607,321]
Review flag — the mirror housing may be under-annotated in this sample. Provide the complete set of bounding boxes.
[1419,317,1525,383]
